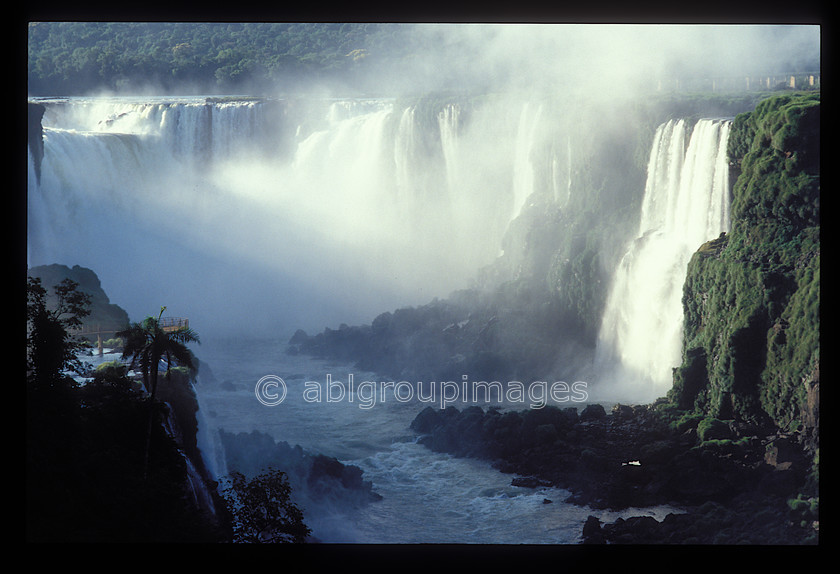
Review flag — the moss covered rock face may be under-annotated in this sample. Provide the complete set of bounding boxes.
[670,92,819,438]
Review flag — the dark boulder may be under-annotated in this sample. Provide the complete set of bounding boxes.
[511,476,552,488]
[579,404,607,421]
[410,406,442,434]
[581,515,605,544]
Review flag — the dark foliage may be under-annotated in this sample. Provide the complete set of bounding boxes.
[222,469,311,543]
[26,276,225,542]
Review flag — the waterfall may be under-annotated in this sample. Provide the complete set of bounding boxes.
[195,383,228,481]
[27,96,527,336]
[550,134,573,207]
[438,103,460,194]
[511,102,543,218]
[394,105,418,207]
[594,118,732,402]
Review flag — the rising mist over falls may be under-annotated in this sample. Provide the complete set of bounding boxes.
[25,22,821,544]
[28,96,557,335]
[28,93,757,403]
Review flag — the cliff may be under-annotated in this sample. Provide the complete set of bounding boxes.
[288,93,766,384]
[28,102,45,184]
[26,264,225,541]
[288,92,820,544]
[670,92,819,450]
[28,263,131,336]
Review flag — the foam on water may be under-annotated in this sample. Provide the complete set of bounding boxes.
[194,337,684,543]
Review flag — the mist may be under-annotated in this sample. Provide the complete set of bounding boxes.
[27,24,820,342]
[26,22,822,544]
[349,24,819,98]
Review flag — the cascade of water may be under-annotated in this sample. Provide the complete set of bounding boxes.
[511,102,543,218]
[193,372,228,482]
[438,103,460,194]
[594,118,731,402]
[394,105,418,208]
[567,135,572,205]
[27,96,523,335]
[550,134,573,207]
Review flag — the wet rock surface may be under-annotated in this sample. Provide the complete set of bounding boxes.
[410,401,818,544]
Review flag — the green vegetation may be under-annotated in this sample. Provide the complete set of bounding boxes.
[27,22,420,95]
[118,306,200,402]
[26,269,315,542]
[28,264,130,338]
[669,92,819,436]
[26,277,223,541]
[223,469,311,544]
[26,276,92,388]
[696,417,732,442]
[118,307,201,479]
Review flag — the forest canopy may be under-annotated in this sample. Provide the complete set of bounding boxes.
[27,22,430,96]
[28,22,821,97]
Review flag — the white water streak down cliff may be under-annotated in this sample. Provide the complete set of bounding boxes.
[27,97,548,335]
[594,118,732,402]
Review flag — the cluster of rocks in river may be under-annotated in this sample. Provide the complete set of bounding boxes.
[218,428,382,542]
[410,401,818,544]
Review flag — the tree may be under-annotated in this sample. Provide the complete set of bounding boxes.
[118,306,199,399]
[117,306,200,478]
[27,276,92,540]
[223,468,311,543]
[26,276,92,390]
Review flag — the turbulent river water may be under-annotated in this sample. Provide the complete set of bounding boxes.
[190,336,683,544]
[31,95,724,543]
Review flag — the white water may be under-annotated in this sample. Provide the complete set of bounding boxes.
[28,96,539,336]
[193,337,683,543]
[28,95,699,543]
[593,118,732,403]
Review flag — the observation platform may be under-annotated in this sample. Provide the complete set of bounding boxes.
[72,317,189,355]
[160,317,189,332]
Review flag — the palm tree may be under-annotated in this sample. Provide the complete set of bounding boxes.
[117,306,200,479]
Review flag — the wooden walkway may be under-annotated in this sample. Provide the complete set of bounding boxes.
[71,317,189,355]
[160,317,189,332]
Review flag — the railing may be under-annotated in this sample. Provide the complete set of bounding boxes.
[160,317,189,332]
[69,324,122,356]
[69,317,189,355]
[655,72,821,93]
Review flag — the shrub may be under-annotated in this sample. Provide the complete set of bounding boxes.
[696,417,732,442]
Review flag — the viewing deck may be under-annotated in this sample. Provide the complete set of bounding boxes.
[160,317,189,332]
[71,317,189,355]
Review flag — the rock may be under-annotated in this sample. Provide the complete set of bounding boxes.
[764,437,798,470]
[288,329,309,345]
[410,406,441,434]
[28,102,45,183]
[611,403,635,420]
[580,448,610,471]
[602,515,661,543]
[697,417,732,441]
[639,439,678,465]
[579,404,607,421]
[511,476,551,488]
[581,515,605,544]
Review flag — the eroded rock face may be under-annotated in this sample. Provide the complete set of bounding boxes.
[28,263,131,333]
[29,102,45,183]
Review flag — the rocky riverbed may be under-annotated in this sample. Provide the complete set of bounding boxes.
[410,400,819,544]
